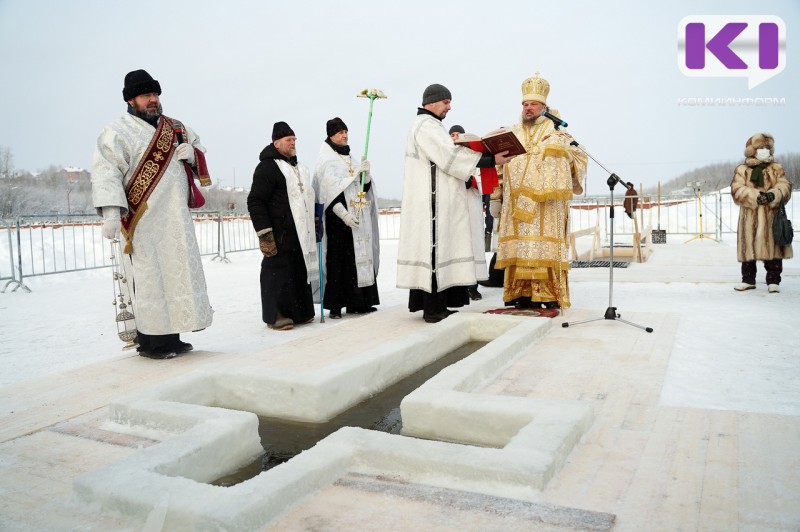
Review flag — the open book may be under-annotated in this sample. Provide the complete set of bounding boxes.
[455,128,526,157]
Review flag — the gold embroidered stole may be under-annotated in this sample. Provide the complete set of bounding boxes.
[121,115,176,254]
[507,120,574,224]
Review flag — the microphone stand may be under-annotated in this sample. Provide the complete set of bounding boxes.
[559,136,653,333]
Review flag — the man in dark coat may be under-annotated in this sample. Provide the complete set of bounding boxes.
[247,122,318,330]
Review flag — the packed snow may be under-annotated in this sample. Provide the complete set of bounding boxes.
[1,233,798,416]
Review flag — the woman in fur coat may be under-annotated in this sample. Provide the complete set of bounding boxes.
[731,132,793,293]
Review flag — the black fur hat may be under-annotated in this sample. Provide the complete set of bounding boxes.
[326,117,348,137]
[272,121,296,142]
[122,69,161,101]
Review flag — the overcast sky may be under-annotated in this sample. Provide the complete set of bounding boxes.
[0,0,797,198]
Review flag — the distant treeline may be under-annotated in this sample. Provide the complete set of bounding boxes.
[0,165,401,219]
[652,152,799,195]
[3,152,795,219]
[0,166,251,219]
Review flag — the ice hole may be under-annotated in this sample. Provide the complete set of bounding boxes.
[212,341,488,486]
[75,314,592,531]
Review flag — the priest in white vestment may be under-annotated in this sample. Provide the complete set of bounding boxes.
[396,84,516,323]
[91,69,213,359]
[312,117,380,319]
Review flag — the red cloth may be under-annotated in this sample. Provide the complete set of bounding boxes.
[461,141,499,194]
[185,148,211,209]
[479,167,498,194]
[185,160,205,209]
[193,148,211,186]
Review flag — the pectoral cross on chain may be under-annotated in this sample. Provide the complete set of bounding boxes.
[293,167,304,194]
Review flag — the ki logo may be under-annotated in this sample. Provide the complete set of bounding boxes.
[678,15,786,89]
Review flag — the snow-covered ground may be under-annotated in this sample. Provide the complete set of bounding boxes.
[1,234,798,417]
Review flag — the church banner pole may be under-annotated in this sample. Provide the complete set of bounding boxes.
[315,202,325,323]
[353,88,387,217]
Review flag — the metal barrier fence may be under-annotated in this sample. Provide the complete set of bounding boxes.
[0,212,252,292]
[0,210,404,292]
[569,190,794,243]
[0,218,16,289]
[0,194,794,292]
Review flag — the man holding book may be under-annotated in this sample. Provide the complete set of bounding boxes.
[396,84,516,323]
[491,73,587,310]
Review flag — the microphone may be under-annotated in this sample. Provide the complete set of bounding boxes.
[542,110,568,128]
[173,119,186,144]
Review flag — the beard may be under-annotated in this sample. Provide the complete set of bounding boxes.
[132,102,163,121]
[276,144,296,158]
[521,113,537,126]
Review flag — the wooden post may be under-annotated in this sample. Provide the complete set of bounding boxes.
[658,181,661,229]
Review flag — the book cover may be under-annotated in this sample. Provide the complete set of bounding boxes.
[480,129,527,157]
[455,129,526,157]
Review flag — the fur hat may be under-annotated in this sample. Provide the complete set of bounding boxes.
[122,69,161,101]
[326,117,348,138]
[448,125,465,135]
[422,83,452,106]
[744,132,775,158]
[272,121,295,142]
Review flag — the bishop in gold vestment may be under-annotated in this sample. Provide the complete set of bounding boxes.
[494,74,587,309]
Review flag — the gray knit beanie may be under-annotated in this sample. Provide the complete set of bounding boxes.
[422,83,452,105]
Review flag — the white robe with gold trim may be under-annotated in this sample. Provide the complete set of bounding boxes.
[91,113,213,335]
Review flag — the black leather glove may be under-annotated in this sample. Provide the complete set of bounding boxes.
[259,231,277,257]
[757,191,775,205]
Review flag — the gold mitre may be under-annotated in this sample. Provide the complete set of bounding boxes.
[521,72,550,104]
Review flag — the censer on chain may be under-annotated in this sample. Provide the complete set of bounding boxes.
[110,237,139,349]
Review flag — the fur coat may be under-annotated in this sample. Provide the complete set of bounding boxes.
[731,161,793,262]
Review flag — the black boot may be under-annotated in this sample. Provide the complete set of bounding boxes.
[139,333,180,359]
[423,311,453,323]
[173,337,194,353]
[511,297,534,309]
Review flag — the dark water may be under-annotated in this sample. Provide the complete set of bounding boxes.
[212,341,488,486]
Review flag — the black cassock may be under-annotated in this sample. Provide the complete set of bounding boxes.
[324,186,380,314]
[247,144,315,326]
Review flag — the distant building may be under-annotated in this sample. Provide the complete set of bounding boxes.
[64,166,88,183]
